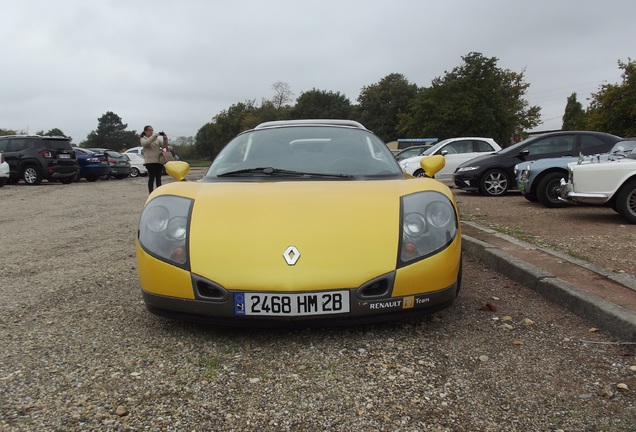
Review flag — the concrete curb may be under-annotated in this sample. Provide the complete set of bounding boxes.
[462,233,636,342]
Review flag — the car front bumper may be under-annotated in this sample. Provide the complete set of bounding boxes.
[141,282,459,326]
[559,179,610,205]
[453,172,481,191]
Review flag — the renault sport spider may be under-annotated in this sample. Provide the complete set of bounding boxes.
[136,120,462,325]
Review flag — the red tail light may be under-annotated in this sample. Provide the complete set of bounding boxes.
[40,150,53,158]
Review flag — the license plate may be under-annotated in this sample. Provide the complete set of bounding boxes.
[58,154,70,159]
[234,291,350,316]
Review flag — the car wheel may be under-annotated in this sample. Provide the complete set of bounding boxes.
[615,179,636,224]
[60,176,74,184]
[536,172,567,208]
[413,169,427,178]
[22,166,42,185]
[523,194,538,202]
[480,169,509,196]
[85,175,98,182]
[130,167,140,178]
[100,174,110,180]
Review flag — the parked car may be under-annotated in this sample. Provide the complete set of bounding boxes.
[560,138,636,223]
[0,135,79,185]
[72,147,110,182]
[400,137,501,182]
[453,131,622,196]
[124,146,144,156]
[393,145,434,162]
[137,119,462,325]
[0,152,9,187]
[123,152,148,177]
[515,139,634,207]
[87,149,131,179]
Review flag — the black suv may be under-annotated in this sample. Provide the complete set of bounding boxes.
[0,135,79,185]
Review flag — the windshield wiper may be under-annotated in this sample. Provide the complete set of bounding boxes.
[217,167,354,178]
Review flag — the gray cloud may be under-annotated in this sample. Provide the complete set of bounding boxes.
[1,0,633,142]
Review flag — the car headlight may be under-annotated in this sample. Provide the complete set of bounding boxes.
[138,195,193,267]
[456,166,478,173]
[399,191,458,266]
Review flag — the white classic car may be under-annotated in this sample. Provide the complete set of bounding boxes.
[560,138,636,224]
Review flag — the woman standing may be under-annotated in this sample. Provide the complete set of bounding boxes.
[140,125,168,193]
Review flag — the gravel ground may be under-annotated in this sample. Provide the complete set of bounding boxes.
[0,171,635,431]
[451,187,636,279]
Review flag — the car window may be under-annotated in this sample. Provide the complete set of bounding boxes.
[208,126,401,178]
[579,135,613,154]
[525,135,574,156]
[0,140,7,152]
[445,140,472,154]
[8,138,31,152]
[42,138,73,150]
[475,140,496,152]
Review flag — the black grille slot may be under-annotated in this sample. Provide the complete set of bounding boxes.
[192,275,228,301]
[356,272,396,299]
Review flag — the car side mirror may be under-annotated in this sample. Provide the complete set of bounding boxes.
[419,155,445,178]
[165,161,190,182]
[441,150,448,156]
[518,149,530,157]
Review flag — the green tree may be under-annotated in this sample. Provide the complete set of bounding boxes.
[195,101,260,160]
[585,59,636,137]
[290,89,352,119]
[357,73,419,142]
[81,111,135,150]
[35,128,67,137]
[562,92,586,130]
[398,52,541,146]
[0,128,18,136]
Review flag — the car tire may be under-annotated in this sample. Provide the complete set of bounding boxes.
[523,194,538,202]
[85,175,98,182]
[480,169,509,196]
[60,176,74,184]
[536,172,567,208]
[100,174,110,180]
[130,167,140,178]
[413,169,427,178]
[22,166,42,185]
[615,179,636,224]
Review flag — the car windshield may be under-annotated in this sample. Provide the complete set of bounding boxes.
[421,139,453,156]
[610,140,636,155]
[206,126,402,179]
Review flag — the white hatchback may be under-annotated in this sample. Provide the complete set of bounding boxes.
[123,151,148,177]
[399,137,501,182]
[0,152,9,187]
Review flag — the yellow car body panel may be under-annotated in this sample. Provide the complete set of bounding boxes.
[138,177,459,297]
[137,245,195,299]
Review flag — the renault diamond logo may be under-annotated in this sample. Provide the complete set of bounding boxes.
[283,246,300,265]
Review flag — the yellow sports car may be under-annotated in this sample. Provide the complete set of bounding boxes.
[136,120,462,325]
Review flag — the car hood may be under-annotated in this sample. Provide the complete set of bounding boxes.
[455,152,502,168]
[153,179,454,291]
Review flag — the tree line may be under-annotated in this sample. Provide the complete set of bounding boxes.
[2,53,634,161]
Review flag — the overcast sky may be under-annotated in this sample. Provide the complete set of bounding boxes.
[1,0,633,143]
